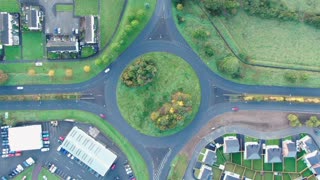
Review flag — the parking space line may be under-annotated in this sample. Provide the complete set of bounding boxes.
[54,158,58,161]
[69,161,73,164]
[66,166,70,170]
[77,175,82,178]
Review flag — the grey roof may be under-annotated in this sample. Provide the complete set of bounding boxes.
[31,10,37,28]
[224,175,241,180]
[224,137,239,153]
[305,137,318,153]
[266,147,282,163]
[61,126,117,176]
[0,13,9,44]
[283,141,296,157]
[245,143,261,160]
[85,16,94,43]
[306,151,320,174]
[203,149,216,165]
[200,168,212,180]
[47,40,78,52]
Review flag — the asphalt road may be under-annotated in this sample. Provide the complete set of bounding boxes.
[1,0,320,180]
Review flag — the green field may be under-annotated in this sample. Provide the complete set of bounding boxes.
[74,0,99,16]
[266,139,280,145]
[117,52,201,136]
[81,46,96,58]
[212,167,223,180]
[22,32,44,60]
[281,0,320,14]
[232,153,242,165]
[100,0,125,48]
[56,4,73,12]
[173,0,320,88]
[38,168,59,180]
[252,159,263,171]
[168,154,188,180]
[216,10,320,70]
[0,0,20,12]
[13,165,34,180]
[0,110,149,180]
[284,158,296,172]
[5,46,21,60]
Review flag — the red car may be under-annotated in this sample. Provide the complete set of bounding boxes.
[232,107,239,111]
[59,136,65,141]
[99,114,106,118]
[8,153,15,157]
[15,152,21,156]
[111,163,116,170]
[43,137,49,141]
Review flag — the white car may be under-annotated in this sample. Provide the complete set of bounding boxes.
[57,146,61,152]
[35,62,43,66]
[104,68,110,73]
[43,141,50,144]
[41,148,50,152]
[17,86,24,90]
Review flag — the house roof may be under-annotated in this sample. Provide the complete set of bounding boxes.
[198,164,212,180]
[223,171,241,180]
[0,13,9,45]
[305,137,318,153]
[265,146,282,163]
[30,10,38,28]
[203,148,216,165]
[282,140,296,157]
[245,142,261,160]
[224,136,239,153]
[85,16,95,43]
[46,40,79,52]
[305,151,320,174]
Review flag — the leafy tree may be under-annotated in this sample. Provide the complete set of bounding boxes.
[177,3,184,11]
[65,69,73,78]
[202,0,240,15]
[131,20,139,28]
[218,56,241,77]
[287,114,301,127]
[306,116,320,128]
[0,70,9,84]
[192,28,208,39]
[284,72,298,83]
[28,69,36,76]
[121,57,157,87]
[48,70,55,78]
[83,65,91,73]
[136,9,146,19]
[300,73,309,81]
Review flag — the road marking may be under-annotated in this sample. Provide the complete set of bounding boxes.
[66,166,70,170]
[77,175,82,178]
[54,158,58,161]
[69,161,73,164]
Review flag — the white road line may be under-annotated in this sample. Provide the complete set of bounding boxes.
[66,166,70,170]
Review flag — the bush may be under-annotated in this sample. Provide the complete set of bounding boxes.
[0,70,9,84]
[192,28,208,39]
[218,56,241,77]
[202,0,240,16]
[284,72,298,83]
[150,92,192,131]
[204,42,214,57]
[121,57,157,87]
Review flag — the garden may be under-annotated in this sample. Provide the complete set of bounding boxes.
[0,0,20,12]
[22,32,45,60]
[117,52,201,136]
[173,0,320,88]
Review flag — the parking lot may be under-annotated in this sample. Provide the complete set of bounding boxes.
[0,121,133,180]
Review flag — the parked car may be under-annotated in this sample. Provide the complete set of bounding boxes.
[43,141,50,144]
[16,86,24,90]
[232,107,239,111]
[99,114,106,118]
[104,68,110,73]
[41,148,50,152]
[111,163,116,170]
[35,62,43,67]
[59,136,65,141]
[43,137,49,141]
[42,134,49,138]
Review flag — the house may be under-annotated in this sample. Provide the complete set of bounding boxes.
[223,171,241,180]
[84,16,95,44]
[304,150,320,178]
[265,145,282,163]
[223,136,240,153]
[46,39,79,53]
[0,12,14,46]
[200,148,217,166]
[194,164,212,180]
[300,135,318,153]
[22,6,42,30]
[244,142,261,160]
[282,140,296,158]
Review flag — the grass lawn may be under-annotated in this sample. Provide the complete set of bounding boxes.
[234,165,245,176]
[242,159,251,168]
[284,158,296,172]
[212,166,222,180]
[225,163,235,172]
[13,165,34,180]
[231,153,242,165]
[252,159,263,171]
[263,163,272,171]
[38,168,59,180]
[56,4,73,12]
[0,0,20,12]
[0,110,149,180]
[216,148,227,165]
[168,154,188,180]
[254,173,263,180]
[274,175,282,180]
[302,169,314,178]
[81,46,96,58]
[117,52,201,136]
[5,46,21,60]
[100,0,125,48]
[22,32,44,60]
[297,158,308,172]
[74,0,99,16]
[245,136,259,142]
[173,0,320,88]
[244,169,255,179]
[264,172,273,180]
[266,139,280,146]
[283,173,291,180]
[273,163,283,171]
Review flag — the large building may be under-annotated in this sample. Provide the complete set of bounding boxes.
[60,126,117,176]
[8,125,43,151]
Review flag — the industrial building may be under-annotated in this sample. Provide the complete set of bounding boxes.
[8,125,43,151]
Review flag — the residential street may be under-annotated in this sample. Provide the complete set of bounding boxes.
[1,0,320,180]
